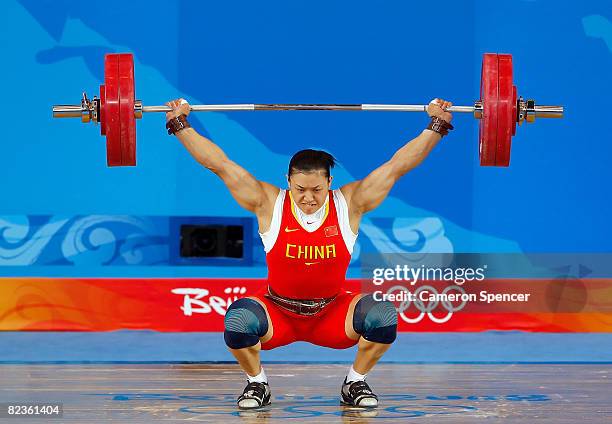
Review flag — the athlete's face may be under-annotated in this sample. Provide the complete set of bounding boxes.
[288,170,332,214]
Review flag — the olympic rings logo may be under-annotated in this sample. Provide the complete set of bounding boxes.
[386,284,468,324]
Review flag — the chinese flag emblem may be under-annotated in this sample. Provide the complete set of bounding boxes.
[324,226,338,237]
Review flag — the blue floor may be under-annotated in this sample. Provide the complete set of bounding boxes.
[1,331,610,363]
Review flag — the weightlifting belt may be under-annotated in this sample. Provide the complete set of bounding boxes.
[265,286,336,316]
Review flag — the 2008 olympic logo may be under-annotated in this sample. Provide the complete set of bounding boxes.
[386,285,468,324]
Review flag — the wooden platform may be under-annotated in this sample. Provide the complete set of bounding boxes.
[0,363,610,422]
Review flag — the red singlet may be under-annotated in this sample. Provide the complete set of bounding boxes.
[265,190,352,299]
[255,190,360,350]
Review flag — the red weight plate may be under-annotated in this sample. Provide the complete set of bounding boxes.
[511,85,517,136]
[495,54,513,167]
[104,54,121,166]
[99,84,106,136]
[118,54,136,166]
[479,53,499,166]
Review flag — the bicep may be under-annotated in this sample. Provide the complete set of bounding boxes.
[348,161,398,214]
[215,159,278,213]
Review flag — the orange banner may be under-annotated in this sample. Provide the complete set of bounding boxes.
[0,278,611,332]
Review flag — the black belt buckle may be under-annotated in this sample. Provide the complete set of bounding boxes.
[297,302,319,316]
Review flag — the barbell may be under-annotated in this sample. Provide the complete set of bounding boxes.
[52,53,564,167]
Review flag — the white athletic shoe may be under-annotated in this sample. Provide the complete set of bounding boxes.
[340,377,379,408]
[237,381,271,409]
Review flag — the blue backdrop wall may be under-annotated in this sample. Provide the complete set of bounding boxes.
[1,0,611,278]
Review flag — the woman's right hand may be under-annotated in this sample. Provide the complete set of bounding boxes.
[165,98,191,122]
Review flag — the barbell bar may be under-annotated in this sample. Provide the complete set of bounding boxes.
[53,102,563,115]
[52,53,564,167]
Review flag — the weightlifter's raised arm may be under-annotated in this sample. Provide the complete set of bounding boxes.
[165,99,278,220]
[341,99,454,222]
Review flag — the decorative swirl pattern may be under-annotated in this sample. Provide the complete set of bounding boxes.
[0,215,167,266]
[0,216,70,265]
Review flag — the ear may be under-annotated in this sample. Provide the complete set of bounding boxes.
[328,175,333,187]
[286,174,291,188]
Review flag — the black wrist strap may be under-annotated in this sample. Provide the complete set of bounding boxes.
[166,115,191,135]
[427,116,454,137]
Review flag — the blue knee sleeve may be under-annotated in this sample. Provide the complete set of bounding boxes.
[224,298,269,349]
[353,294,398,344]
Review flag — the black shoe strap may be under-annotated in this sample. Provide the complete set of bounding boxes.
[238,382,268,403]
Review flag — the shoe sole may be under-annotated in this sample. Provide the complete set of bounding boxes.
[340,396,378,408]
[238,399,271,410]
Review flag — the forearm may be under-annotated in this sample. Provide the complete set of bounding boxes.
[174,128,228,172]
[389,129,442,177]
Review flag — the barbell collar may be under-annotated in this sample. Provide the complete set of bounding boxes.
[135,100,143,119]
[516,97,564,125]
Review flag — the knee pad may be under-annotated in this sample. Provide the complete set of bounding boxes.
[224,298,269,349]
[353,294,398,344]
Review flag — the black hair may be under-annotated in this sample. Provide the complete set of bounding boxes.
[288,149,336,179]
